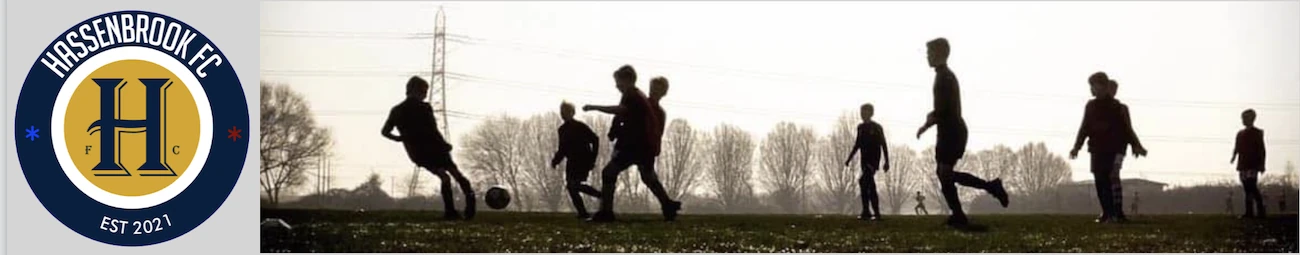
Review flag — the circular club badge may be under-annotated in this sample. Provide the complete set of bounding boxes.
[13,10,247,246]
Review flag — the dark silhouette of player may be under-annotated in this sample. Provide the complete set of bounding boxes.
[1279,192,1287,213]
[1227,192,1235,215]
[382,76,476,220]
[914,191,929,215]
[845,103,890,221]
[1131,191,1140,215]
[1070,73,1147,223]
[583,65,682,222]
[645,76,685,217]
[551,101,602,219]
[1105,79,1142,219]
[648,77,669,157]
[914,38,1009,226]
[1231,108,1267,219]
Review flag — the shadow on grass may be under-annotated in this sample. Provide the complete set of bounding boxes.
[950,223,990,233]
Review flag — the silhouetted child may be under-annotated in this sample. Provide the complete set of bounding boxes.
[583,65,681,222]
[1070,73,1146,223]
[1231,108,1267,219]
[1131,192,1140,215]
[648,77,669,157]
[1279,192,1287,213]
[914,191,929,215]
[382,76,476,220]
[644,76,684,218]
[551,101,602,219]
[1106,79,1145,221]
[915,38,1009,226]
[1227,192,1235,215]
[845,103,890,221]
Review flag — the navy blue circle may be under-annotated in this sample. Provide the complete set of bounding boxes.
[13,10,248,247]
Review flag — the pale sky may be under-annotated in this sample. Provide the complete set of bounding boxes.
[261,1,1300,196]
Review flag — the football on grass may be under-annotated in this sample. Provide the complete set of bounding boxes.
[485,186,510,210]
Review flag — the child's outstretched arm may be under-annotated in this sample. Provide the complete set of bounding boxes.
[1231,132,1240,164]
[583,104,626,115]
[916,112,937,139]
[381,109,402,142]
[844,138,860,167]
[1260,130,1266,172]
[551,129,566,169]
[586,127,600,156]
[1120,106,1147,157]
[879,127,890,171]
[1070,104,1092,159]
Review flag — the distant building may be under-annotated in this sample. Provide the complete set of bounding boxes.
[1061,178,1169,195]
[970,178,1168,214]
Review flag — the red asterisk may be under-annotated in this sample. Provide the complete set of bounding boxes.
[228,126,243,141]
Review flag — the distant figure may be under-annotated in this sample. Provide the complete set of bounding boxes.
[1279,192,1287,213]
[382,76,476,220]
[1069,74,1147,223]
[845,103,891,221]
[914,191,929,215]
[1227,192,1235,215]
[551,101,602,219]
[1231,109,1267,219]
[583,65,681,222]
[1131,192,1140,215]
[915,38,1009,227]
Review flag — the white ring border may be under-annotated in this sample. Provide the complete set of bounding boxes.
[50,46,213,210]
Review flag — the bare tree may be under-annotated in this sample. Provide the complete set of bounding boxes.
[260,82,332,206]
[979,145,1017,192]
[759,122,817,213]
[522,113,567,211]
[880,145,922,214]
[460,114,529,211]
[1013,142,1071,198]
[814,113,860,214]
[708,123,757,211]
[659,119,705,200]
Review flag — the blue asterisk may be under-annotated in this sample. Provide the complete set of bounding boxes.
[25,126,40,141]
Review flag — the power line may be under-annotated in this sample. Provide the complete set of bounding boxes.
[260,26,1300,145]
[426,72,1300,146]
[276,68,1300,146]
[261,28,1298,109]
[444,33,1300,111]
[262,70,431,77]
[260,29,434,40]
[262,41,1300,111]
[259,28,1298,110]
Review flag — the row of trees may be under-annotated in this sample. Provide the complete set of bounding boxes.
[457,111,1074,214]
[267,165,1300,215]
[255,79,1076,213]
[258,82,1297,215]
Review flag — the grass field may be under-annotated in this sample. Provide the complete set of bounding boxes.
[261,209,1297,253]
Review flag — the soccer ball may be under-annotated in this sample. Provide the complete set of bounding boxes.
[485,186,511,210]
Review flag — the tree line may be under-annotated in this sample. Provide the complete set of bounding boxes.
[260,82,1299,214]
